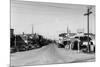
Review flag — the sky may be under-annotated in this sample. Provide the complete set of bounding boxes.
[11,0,95,39]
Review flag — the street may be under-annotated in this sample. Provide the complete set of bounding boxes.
[10,43,95,66]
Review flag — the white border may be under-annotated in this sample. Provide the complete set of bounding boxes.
[0,0,98,67]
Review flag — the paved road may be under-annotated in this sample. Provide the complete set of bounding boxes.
[10,43,95,66]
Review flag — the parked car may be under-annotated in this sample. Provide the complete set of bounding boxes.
[15,35,28,51]
[57,38,72,48]
[10,47,17,53]
[74,36,95,53]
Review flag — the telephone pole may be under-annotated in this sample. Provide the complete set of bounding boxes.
[32,24,34,35]
[84,7,92,52]
[67,26,69,34]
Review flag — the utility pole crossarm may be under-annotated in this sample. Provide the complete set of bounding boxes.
[84,8,92,16]
[84,12,92,16]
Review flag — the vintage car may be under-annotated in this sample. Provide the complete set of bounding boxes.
[74,36,95,53]
[57,35,95,53]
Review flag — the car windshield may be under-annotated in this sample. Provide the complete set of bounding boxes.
[75,37,79,39]
[80,36,91,41]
